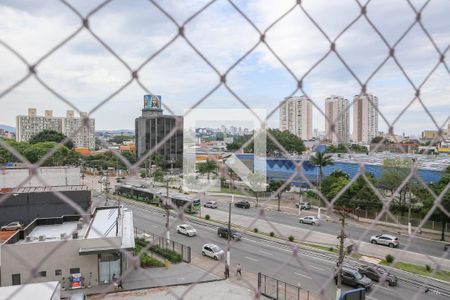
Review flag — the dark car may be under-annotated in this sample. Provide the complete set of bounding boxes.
[335,267,373,291]
[445,244,450,251]
[218,227,242,240]
[234,201,250,209]
[295,202,311,210]
[358,265,398,286]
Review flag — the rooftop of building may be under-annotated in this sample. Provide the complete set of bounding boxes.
[0,281,59,300]
[0,185,88,194]
[6,206,134,250]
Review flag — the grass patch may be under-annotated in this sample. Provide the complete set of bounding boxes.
[303,242,335,252]
[380,260,450,282]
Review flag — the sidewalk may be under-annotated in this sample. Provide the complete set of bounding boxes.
[200,206,450,271]
[61,263,221,299]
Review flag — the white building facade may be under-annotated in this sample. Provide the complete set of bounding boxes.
[16,108,95,149]
[353,94,379,144]
[325,96,350,143]
[279,96,312,140]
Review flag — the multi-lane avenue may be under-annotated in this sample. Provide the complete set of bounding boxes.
[114,197,449,300]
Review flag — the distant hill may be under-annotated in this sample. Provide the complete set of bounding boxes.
[0,124,15,133]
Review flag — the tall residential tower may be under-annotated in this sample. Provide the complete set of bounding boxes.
[353,93,379,144]
[325,96,350,143]
[279,96,312,140]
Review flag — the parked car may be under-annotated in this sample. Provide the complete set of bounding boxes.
[201,243,224,260]
[217,227,242,240]
[444,244,450,251]
[299,216,320,225]
[295,202,311,210]
[204,201,218,208]
[335,267,373,291]
[1,221,24,231]
[358,265,398,286]
[176,224,197,236]
[234,201,250,209]
[370,234,399,248]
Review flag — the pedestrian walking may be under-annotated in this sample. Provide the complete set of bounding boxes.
[236,263,242,279]
[112,274,118,290]
[224,264,230,279]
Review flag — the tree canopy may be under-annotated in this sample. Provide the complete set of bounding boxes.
[29,130,74,149]
[325,144,368,154]
[226,129,306,155]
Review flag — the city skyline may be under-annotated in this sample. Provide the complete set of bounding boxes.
[0,1,448,136]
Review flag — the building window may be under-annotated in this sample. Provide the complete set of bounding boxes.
[55,269,62,276]
[12,274,21,285]
[70,268,80,274]
[38,271,47,277]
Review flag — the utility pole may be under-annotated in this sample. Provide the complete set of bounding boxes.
[336,213,346,300]
[104,170,110,206]
[165,180,170,245]
[227,195,233,268]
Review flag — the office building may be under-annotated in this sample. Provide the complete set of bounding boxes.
[16,109,95,149]
[325,96,350,143]
[135,95,183,163]
[279,96,312,140]
[353,94,379,144]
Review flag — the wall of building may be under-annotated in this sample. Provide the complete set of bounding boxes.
[0,237,120,287]
[0,190,90,226]
[0,167,81,188]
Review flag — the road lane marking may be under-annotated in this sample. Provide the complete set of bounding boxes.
[366,296,378,300]
[294,272,312,279]
[309,265,324,271]
[259,250,273,256]
[245,256,259,262]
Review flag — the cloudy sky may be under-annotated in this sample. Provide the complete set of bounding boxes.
[0,0,448,136]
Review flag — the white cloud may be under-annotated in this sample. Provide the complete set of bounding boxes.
[0,0,448,136]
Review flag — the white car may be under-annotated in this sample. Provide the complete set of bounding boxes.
[204,201,218,208]
[370,234,399,248]
[176,224,197,236]
[299,216,320,225]
[201,243,224,260]
[1,221,24,231]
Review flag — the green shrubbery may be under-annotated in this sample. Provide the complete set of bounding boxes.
[288,235,295,242]
[149,245,182,263]
[134,239,164,268]
[385,254,395,264]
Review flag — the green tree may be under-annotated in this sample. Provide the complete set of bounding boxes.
[416,167,450,241]
[108,135,134,144]
[197,159,217,180]
[23,142,72,166]
[309,152,334,184]
[370,136,393,144]
[248,171,266,207]
[378,158,413,216]
[29,130,74,149]
[268,180,289,211]
[225,129,306,155]
[152,169,165,182]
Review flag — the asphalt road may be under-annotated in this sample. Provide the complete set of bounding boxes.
[133,182,449,259]
[205,198,449,259]
[123,199,448,300]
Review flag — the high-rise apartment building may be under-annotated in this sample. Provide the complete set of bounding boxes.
[279,96,312,140]
[16,108,95,149]
[135,95,183,162]
[325,96,350,143]
[353,94,379,144]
